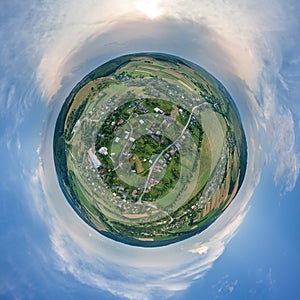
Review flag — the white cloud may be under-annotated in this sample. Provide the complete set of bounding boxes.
[269,107,299,191]
[214,275,238,296]
[260,72,300,192]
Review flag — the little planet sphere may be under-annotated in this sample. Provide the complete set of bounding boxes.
[53,53,247,247]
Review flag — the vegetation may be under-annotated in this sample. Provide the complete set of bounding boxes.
[53,53,247,247]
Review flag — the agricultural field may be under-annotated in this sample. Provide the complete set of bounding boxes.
[54,53,247,247]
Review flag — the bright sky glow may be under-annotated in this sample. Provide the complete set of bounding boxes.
[137,0,163,19]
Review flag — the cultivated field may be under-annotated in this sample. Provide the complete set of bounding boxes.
[54,53,247,247]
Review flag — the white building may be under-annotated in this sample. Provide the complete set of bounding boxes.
[87,148,101,168]
[154,107,163,114]
[99,147,108,155]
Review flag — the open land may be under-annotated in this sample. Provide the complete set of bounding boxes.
[54,53,247,247]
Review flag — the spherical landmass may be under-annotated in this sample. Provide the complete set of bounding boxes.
[54,53,247,247]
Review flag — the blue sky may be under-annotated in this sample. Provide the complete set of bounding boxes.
[1,1,300,299]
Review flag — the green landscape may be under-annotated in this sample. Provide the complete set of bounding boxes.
[53,53,247,247]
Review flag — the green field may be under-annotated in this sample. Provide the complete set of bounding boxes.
[53,53,247,247]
